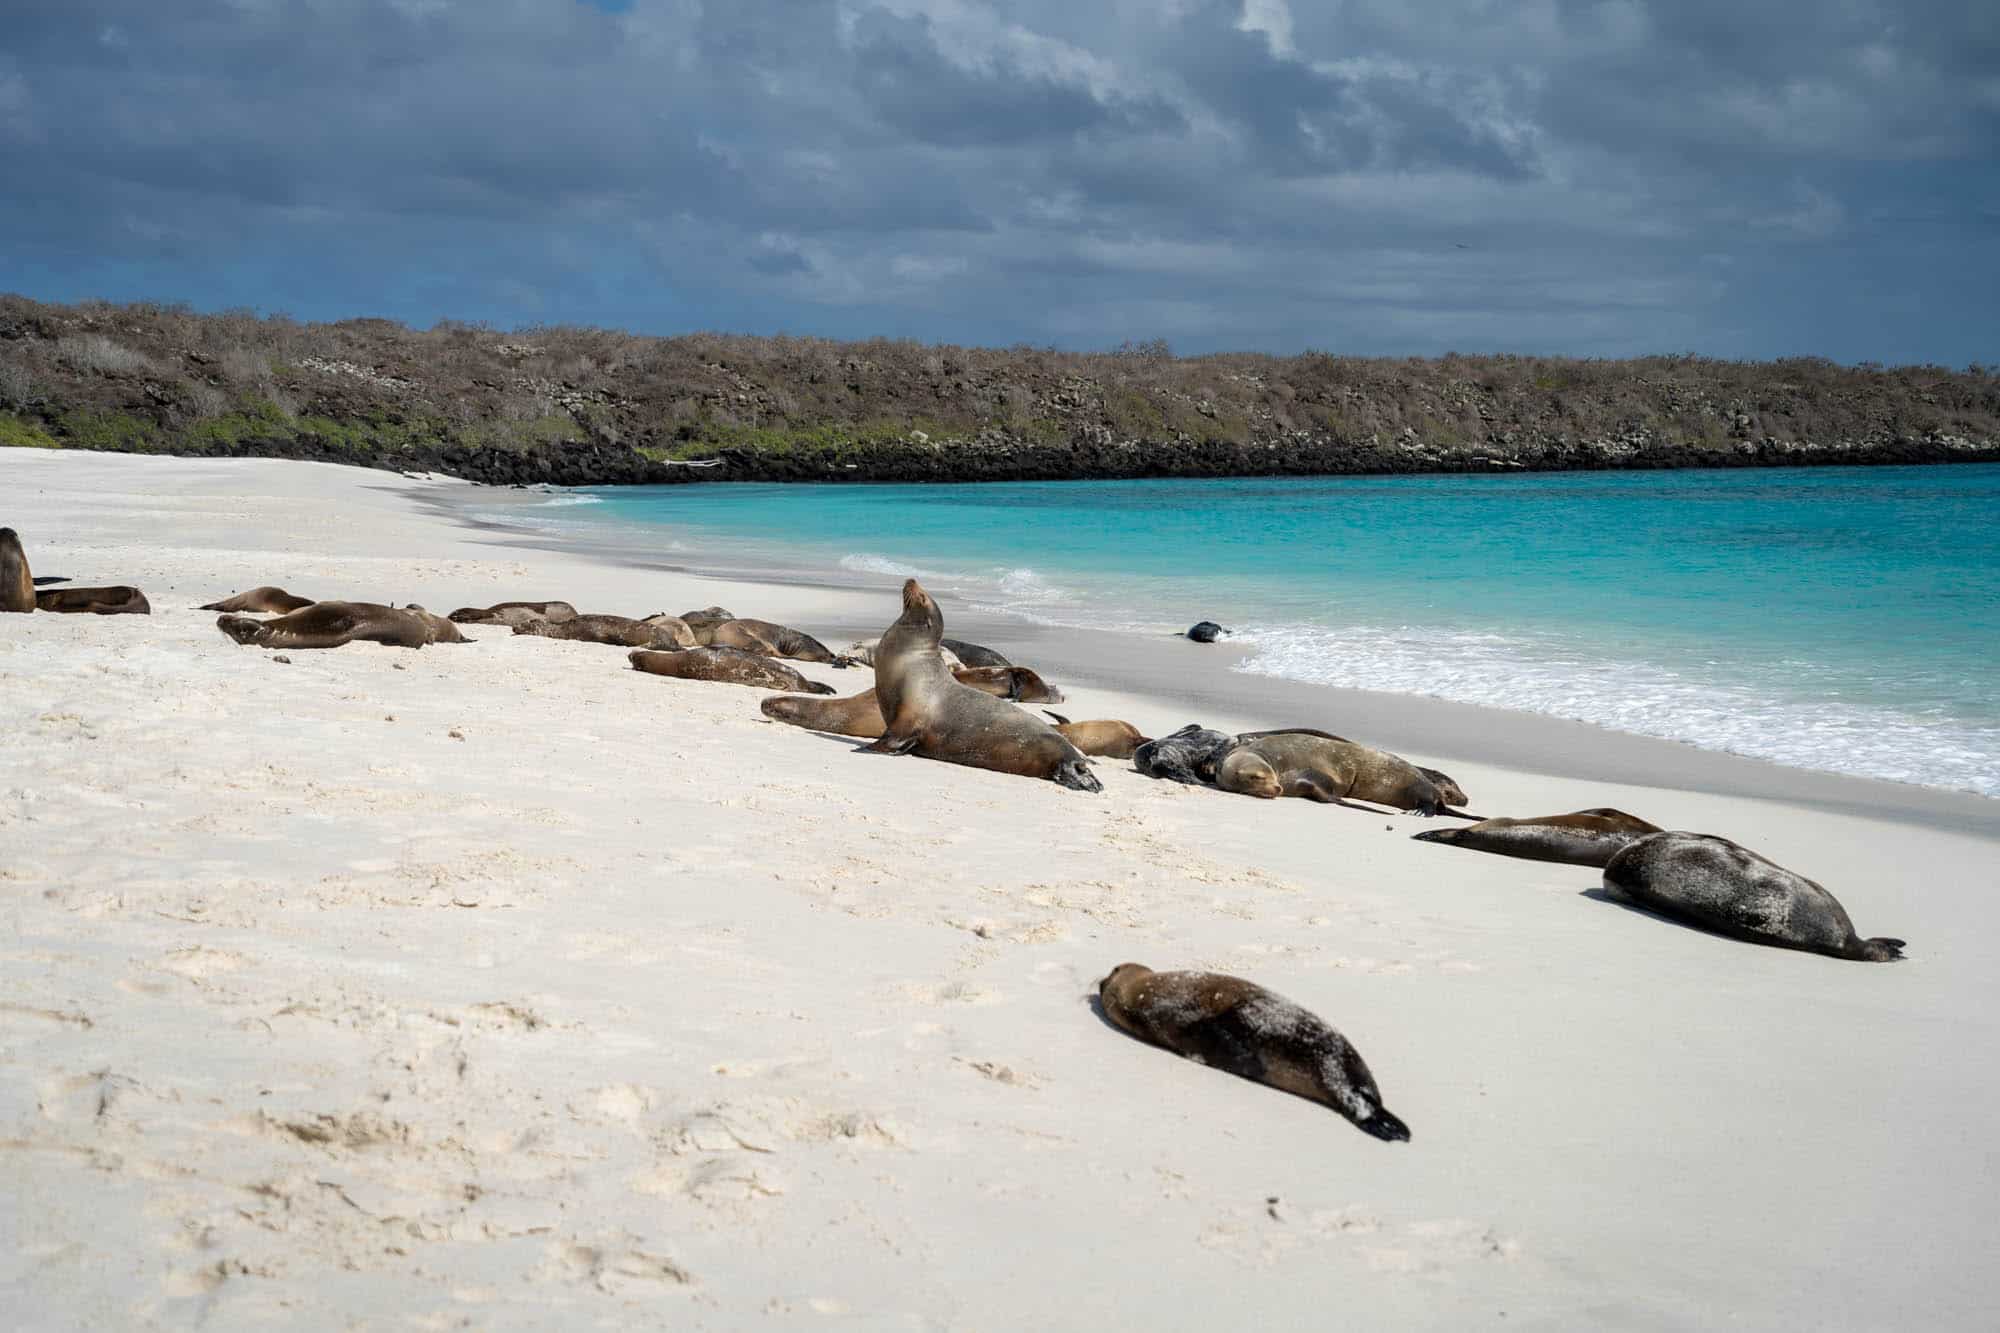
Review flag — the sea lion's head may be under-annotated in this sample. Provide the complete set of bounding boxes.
[1417,766,1469,807]
[1218,747,1283,799]
[1097,962,1152,1013]
[890,578,944,643]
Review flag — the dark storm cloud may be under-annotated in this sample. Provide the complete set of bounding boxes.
[0,0,1993,362]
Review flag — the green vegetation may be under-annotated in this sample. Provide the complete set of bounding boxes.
[0,412,60,448]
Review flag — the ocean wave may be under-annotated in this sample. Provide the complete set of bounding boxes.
[537,494,604,508]
[837,552,1070,606]
[1234,622,2000,797]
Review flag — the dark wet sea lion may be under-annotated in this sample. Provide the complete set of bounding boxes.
[1216,733,1473,816]
[629,646,836,693]
[1133,724,1236,785]
[951,665,1063,704]
[1602,832,1905,962]
[35,585,152,615]
[1098,964,1410,1142]
[217,601,467,649]
[513,613,696,649]
[1186,621,1227,643]
[1,528,33,612]
[1042,712,1148,759]
[201,586,316,614]
[1414,808,1662,867]
[867,579,1097,791]
[449,600,578,625]
[940,636,1009,668]
[706,617,844,664]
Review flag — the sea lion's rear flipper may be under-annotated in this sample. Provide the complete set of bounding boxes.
[1858,937,1906,962]
[1353,1107,1411,1142]
[858,733,921,755]
[1042,710,1072,725]
[33,576,70,586]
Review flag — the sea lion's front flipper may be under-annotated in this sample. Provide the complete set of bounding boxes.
[32,576,71,586]
[858,733,921,755]
[1285,771,1343,803]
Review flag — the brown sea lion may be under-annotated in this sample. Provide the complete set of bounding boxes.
[35,585,152,615]
[951,665,1063,704]
[865,579,1098,791]
[1,528,33,613]
[448,600,578,625]
[1097,964,1410,1142]
[1041,712,1148,759]
[1235,729,1469,807]
[705,618,844,664]
[1216,732,1474,816]
[1602,832,1905,962]
[629,646,836,693]
[759,688,1139,757]
[940,636,1010,668]
[1414,808,1662,867]
[201,586,316,614]
[217,601,467,649]
[513,613,697,649]
[677,606,735,631]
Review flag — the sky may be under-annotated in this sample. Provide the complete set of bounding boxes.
[1,0,1994,363]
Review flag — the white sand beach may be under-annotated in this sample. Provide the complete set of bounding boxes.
[3,447,1997,1331]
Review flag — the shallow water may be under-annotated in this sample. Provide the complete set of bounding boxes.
[468,464,2000,797]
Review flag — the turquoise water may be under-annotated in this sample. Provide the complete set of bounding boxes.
[490,466,2000,797]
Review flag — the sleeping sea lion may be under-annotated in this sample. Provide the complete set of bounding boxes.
[1132,724,1236,785]
[866,579,1098,791]
[1233,729,1470,807]
[201,586,316,614]
[629,646,836,693]
[951,665,1063,704]
[1041,712,1148,759]
[449,600,578,625]
[1414,808,1662,867]
[705,618,844,664]
[1216,732,1474,816]
[1,528,33,612]
[677,606,735,631]
[513,613,697,649]
[940,637,1009,668]
[1602,832,1905,962]
[758,688,1140,758]
[217,601,467,649]
[1098,964,1410,1142]
[35,585,152,615]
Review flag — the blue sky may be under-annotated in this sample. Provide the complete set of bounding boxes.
[1,0,1993,363]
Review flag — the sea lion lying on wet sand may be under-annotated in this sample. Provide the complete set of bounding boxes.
[865,579,1098,791]
[1098,964,1410,1142]
[201,586,316,614]
[35,585,152,615]
[217,601,467,649]
[629,647,836,693]
[1414,808,1662,867]
[449,600,578,625]
[512,613,697,649]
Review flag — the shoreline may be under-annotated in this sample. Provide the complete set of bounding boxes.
[6,447,1998,1330]
[422,481,2000,840]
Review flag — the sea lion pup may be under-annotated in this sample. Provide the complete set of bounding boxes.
[629,646,836,694]
[951,665,1064,704]
[940,636,1009,668]
[1132,724,1236,785]
[1414,808,1662,868]
[201,586,316,614]
[35,585,152,615]
[512,613,696,649]
[867,578,1099,792]
[1186,621,1228,643]
[1041,712,1148,759]
[706,617,845,664]
[1602,832,1905,962]
[217,601,467,649]
[1,528,32,613]
[1216,732,1474,817]
[1098,964,1410,1142]
[448,600,578,625]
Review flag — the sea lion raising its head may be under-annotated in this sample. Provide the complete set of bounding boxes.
[1132,724,1236,785]
[867,579,1098,792]
[1602,832,1905,962]
[704,617,845,664]
[1097,964,1410,1142]
[512,613,696,649]
[217,601,467,650]
[1414,808,1661,868]
[35,585,152,615]
[201,586,316,614]
[1,528,33,613]
[629,646,835,693]
[1216,732,1474,816]
[448,600,578,625]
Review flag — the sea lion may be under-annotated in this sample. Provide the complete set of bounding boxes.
[201,586,316,614]
[1042,712,1149,759]
[513,613,697,649]
[1602,832,1905,962]
[1097,964,1410,1142]
[1233,728,1470,807]
[940,636,1010,668]
[448,600,578,625]
[845,638,966,672]
[951,665,1064,704]
[32,576,70,586]
[1,528,32,613]
[629,646,836,694]
[705,618,845,664]
[866,579,1098,791]
[35,585,152,615]
[1414,808,1662,867]
[1216,732,1473,816]
[678,606,735,631]
[1132,724,1236,785]
[217,601,467,649]
[1187,621,1228,643]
